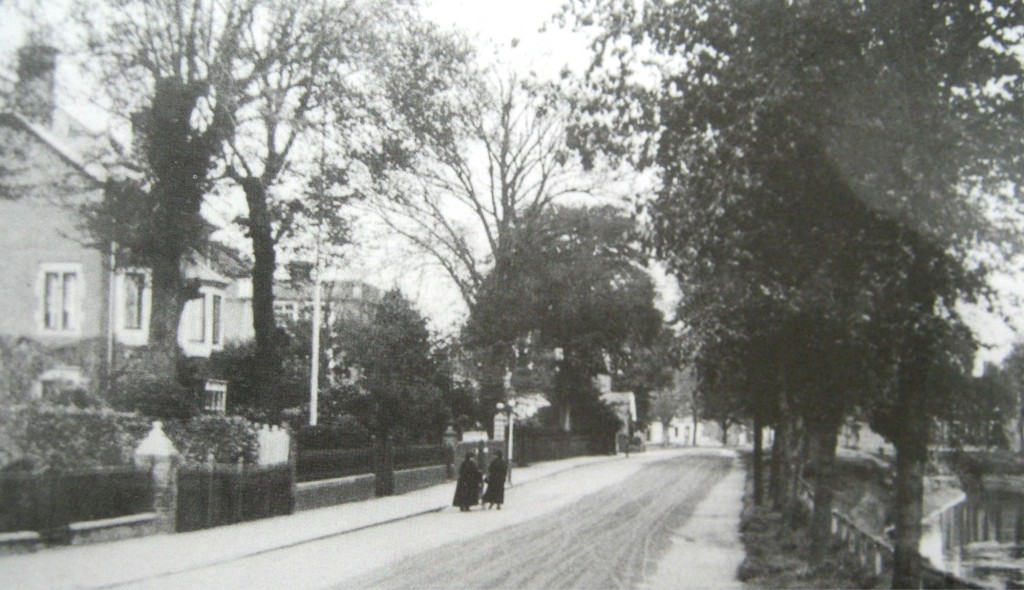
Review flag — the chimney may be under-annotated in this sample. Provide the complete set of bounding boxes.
[15,44,58,127]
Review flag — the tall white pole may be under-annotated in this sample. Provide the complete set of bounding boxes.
[309,237,322,426]
[507,405,514,484]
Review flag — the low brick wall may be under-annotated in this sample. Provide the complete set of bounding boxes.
[67,513,159,546]
[394,465,449,495]
[0,531,42,555]
[295,473,376,511]
[296,465,452,512]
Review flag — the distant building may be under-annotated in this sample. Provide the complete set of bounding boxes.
[271,279,382,328]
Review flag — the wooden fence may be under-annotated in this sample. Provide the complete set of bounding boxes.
[175,461,293,532]
[296,444,446,483]
[797,480,985,589]
[0,466,153,542]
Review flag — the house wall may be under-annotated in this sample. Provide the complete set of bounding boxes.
[0,125,106,345]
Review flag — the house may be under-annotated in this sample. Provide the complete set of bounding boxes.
[595,375,641,441]
[646,417,707,446]
[271,279,382,328]
[0,44,249,404]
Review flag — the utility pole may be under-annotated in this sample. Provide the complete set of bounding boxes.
[309,233,322,426]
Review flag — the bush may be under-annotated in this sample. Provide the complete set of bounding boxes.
[0,404,149,472]
[0,405,261,471]
[295,416,372,450]
[107,352,202,420]
[163,414,259,465]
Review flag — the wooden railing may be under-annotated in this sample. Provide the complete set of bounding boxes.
[798,479,985,589]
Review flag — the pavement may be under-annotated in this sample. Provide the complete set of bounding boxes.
[1,453,638,590]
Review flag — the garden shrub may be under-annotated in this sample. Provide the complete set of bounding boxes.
[163,414,259,464]
[0,404,149,472]
[295,415,372,450]
[0,337,49,403]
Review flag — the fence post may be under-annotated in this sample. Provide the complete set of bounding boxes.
[206,452,216,529]
[134,421,180,534]
[235,457,244,524]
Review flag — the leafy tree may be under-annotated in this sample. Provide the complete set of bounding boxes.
[220,0,472,407]
[466,205,663,432]
[74,0,252,363]
[75,0,472,408]
[373,71,628,410]
[565,1,1023,583]
[614,326,679,429]
[649,368,696,445]
[943,363,1015,450]
[338,289,444,496]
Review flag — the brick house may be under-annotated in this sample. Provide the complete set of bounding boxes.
[0,45,248,405]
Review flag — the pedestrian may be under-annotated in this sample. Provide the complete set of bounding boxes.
[452,452,482,512]
[482,451,508,510]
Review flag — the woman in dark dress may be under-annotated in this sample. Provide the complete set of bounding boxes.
[452,453,482,511]
[482,451,508,510]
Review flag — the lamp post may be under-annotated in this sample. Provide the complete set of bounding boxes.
[496,399,516,485]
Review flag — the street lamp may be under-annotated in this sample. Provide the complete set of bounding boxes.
[496,399,516,485]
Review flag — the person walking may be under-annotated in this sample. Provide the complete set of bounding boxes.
[482,451,508,510]
[452,452,482,512]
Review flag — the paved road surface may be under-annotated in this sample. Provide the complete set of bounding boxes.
[119,450,741,589]
[343,452,736,589]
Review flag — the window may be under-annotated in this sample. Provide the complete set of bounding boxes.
[203,380,227,413]
[186,296,206,342]
[40,264,81,334]
[123,272,145,329]
[211,294,222,345]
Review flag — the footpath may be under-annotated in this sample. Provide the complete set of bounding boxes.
[0,453,630,590]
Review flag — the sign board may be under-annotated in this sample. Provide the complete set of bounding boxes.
[462,430,488,443]
[493,414,508,441]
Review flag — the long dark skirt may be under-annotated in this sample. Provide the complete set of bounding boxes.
[482,460,507,506]
[453,478,481,509]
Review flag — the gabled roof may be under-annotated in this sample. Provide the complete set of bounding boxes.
[601,391,638,422]
[0,111,105,187]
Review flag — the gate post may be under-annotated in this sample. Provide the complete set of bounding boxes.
[134,421,180,534]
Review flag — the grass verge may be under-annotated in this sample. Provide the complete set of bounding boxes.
[736,455,889,589]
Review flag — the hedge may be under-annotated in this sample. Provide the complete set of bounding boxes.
[0,404,259,472]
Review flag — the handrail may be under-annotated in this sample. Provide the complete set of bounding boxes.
[798,477,986,588]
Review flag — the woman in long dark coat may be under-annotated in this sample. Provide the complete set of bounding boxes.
[482,451,508,510]
[452,453,482,511]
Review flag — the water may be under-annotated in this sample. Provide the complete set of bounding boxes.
[930,489,1024,588]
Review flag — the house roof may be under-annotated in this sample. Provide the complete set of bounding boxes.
[601,391,638,422]
[0,111,105,187]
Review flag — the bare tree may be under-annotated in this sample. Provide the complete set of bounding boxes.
[372,72,622,310]
[75,0,472,407]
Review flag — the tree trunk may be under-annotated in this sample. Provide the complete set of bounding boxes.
[808,419,840,561]
[892,343,930,589]
[783,418,808,528]
[773,387,793,513]
[753,413,764,506]
[720,421,729,446]
[241,178,281,411]
[692,412,699,446]
[770,418,785,509]
[147,252,187,361]
[374,432,395,497]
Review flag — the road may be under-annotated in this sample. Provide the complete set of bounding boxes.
[122,449,743,590]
